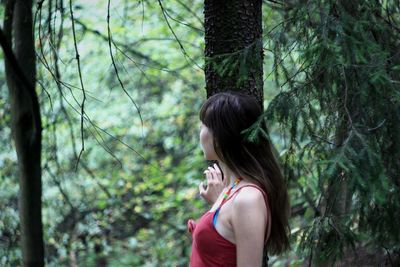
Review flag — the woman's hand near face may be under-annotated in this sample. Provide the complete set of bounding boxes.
[199,163,224,205]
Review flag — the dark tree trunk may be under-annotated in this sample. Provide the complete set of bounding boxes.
[204,0,263,105]
[2,0,44,265]
[203,0,267,265]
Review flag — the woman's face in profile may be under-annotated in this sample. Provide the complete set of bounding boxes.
[199,123,218,160]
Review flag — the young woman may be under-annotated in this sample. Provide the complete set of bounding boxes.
[187,91,290,266]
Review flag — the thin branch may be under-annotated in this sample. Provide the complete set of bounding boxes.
[114,44,155,84]
[292,179,320,216]
[55,87,114,199]
[280,59,309,88]
[341,65,354,129]
[73,18,200,91]
[58,94,160,171]
[311,134,336,146]
[44,164,76,211]
[157,0,203,70]
[107,0,144,129]
[91,122,153,168]
[263,0,286,6]
[36,0,52,77]
[263,39,298,83]
[367,119,386,132]
[74,19,173,71]
[80,161,113,199]
[74,19,159,65]
[175,0,204,27]
[130,37,201,49]
[162,5,203,33]
[37,78,53,110]
[35,47,99,106]
[35,0,54,110]
[85,120,123,168]
[69,0,87,170]
[113,42,198,90]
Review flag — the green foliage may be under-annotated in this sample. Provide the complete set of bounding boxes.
[265,0,400,264]
[241,112,271,144]
[2,0,398,266]
[2,0,209,266]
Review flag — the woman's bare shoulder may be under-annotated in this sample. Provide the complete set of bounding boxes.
[232,184,266,209]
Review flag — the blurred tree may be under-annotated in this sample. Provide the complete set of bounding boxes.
[1,0,44,266]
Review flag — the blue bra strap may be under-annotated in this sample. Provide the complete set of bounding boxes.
[212,178,242,227]
[213,208,221,226]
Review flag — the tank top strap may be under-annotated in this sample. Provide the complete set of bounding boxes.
[221,184,271,243]
[224,184,268,204]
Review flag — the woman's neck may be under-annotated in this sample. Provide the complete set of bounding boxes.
[218,161,240,187]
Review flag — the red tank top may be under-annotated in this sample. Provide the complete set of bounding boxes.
[188,184,271,267]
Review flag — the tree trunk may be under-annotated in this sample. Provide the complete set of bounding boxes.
[204,0,263,105]
[3,0,44,266]
[204,0,266,265]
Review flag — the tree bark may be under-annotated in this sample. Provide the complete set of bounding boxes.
[204,0,263,105]
[2,0,44,265]
[204,0,267,265]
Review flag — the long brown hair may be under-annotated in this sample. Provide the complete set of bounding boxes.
[200,91,290,255]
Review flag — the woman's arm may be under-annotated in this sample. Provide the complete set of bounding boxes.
[232,187,268,267]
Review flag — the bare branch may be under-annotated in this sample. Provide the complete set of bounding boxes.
[68,0,87,170]
[73,18,199,90]
[107,0,144,129]
[175,0,204,27]
[44,164,76,211]
[157,0,203,70]
[162,4,203,33]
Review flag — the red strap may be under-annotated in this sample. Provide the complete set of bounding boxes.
[225,184,268,203]
[222,184,271,242]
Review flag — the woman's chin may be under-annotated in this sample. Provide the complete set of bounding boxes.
[203,154,218,161]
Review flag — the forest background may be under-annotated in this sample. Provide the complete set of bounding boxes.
[0,0,399,266]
